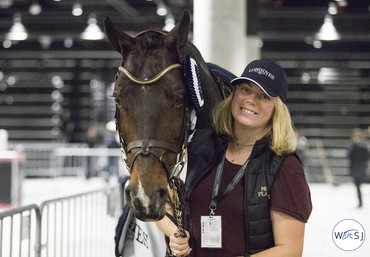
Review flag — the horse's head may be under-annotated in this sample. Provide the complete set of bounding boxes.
[104,11,191,221]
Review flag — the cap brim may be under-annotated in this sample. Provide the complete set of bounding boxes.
[230,77,278,98]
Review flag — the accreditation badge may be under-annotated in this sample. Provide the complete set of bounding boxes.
[200,215,222,248]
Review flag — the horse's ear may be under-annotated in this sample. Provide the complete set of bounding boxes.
[166,10,190,51]
[104,17,135,56]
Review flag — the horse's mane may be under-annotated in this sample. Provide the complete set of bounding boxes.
[183,41,213,85]
[181,41,228,129]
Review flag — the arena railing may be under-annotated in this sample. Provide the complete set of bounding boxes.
[0,204,41,257]
[0,184,122,257]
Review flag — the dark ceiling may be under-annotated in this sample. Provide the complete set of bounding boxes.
[0,0,193,52]
[251,0,370,41]
[251,0,370,63]
[1,0,370,53]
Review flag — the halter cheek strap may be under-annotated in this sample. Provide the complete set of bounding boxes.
[117,103,190,178]
[127,139,179,176]
[115,63,190,178]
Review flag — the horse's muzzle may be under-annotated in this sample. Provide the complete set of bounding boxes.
[125,186,168,221]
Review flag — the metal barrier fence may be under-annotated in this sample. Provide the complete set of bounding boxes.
[10,143,87,177]
[53,148,122,178]
[11,142,354,183]
[9,143,123,178]
[0,204,40,257]
[0,185,122,257]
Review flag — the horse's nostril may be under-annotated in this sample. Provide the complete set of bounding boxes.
[157,188,168,199]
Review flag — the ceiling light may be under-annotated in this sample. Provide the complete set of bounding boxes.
[39,35,52,49]
[335,0,348,7]
[0,0,14,8]
[318,67,339,83]
[80,15,105,40]
[6,13,28,41]
[163,14,175,31]
[29,0,42,15]
[313,40,322,49]
[3,40,12,48]
[156,4,168,16]
[328,2,337,15]
[256,39,264,48]
[64,36,73,48]
[301,72,311,83]
[315,14,340,41]
[72,2,83,16]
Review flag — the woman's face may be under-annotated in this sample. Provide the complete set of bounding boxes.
[231,81,275,133]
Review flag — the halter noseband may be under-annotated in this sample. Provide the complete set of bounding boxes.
[115,63,189,179]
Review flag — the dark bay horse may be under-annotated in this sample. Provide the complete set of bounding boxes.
[104,10,229,221]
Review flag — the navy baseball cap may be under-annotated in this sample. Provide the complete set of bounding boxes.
[230,60,288,103]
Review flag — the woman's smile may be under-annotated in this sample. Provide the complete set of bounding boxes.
[232,82,274,134]
[240,106,258,115]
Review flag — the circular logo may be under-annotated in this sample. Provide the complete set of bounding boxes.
[332,219,366,251]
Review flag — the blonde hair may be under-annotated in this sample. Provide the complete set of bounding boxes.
[270,98,297,155]
[213,94,296,156]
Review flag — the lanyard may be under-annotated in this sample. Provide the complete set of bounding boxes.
[209,155,249,216]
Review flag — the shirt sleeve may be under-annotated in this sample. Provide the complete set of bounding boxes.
[270,155,312,223]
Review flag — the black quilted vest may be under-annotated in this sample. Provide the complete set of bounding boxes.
[186,129,290,255]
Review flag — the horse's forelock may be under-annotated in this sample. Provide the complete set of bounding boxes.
[124,31,178,76]
[138,31,166,49]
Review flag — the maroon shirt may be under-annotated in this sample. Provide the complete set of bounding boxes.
[188,155,312,257]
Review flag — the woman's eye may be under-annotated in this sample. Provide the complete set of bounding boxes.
[239,86,250,93]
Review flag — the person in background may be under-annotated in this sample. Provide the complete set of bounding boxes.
[348,128,369,208]
[104,121,121,181]
[157,60,312,257]
[86,126,99,179]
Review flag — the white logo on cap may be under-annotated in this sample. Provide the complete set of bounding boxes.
[249,68,275,80]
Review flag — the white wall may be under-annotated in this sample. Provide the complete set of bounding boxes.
[193,0,261,75]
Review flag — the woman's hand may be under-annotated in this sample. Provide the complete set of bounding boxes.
[155,184,192,256]
[169,228,192,256]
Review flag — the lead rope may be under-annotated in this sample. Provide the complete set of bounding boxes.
[171,178,186,237]
[166,178,186,257]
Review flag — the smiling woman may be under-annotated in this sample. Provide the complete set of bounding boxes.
[159,59,312,257]
[231,83,275,143]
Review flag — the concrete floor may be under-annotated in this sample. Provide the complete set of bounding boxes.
[22,176,110,206]
[303,183,369,257]
[2,177,369,257]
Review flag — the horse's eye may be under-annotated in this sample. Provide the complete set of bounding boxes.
[174,95,184,107]
[115,97,121,106]
[115,70,122,80]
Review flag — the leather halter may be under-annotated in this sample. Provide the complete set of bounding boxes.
[118,64,182,85]
[115,63,189,179]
